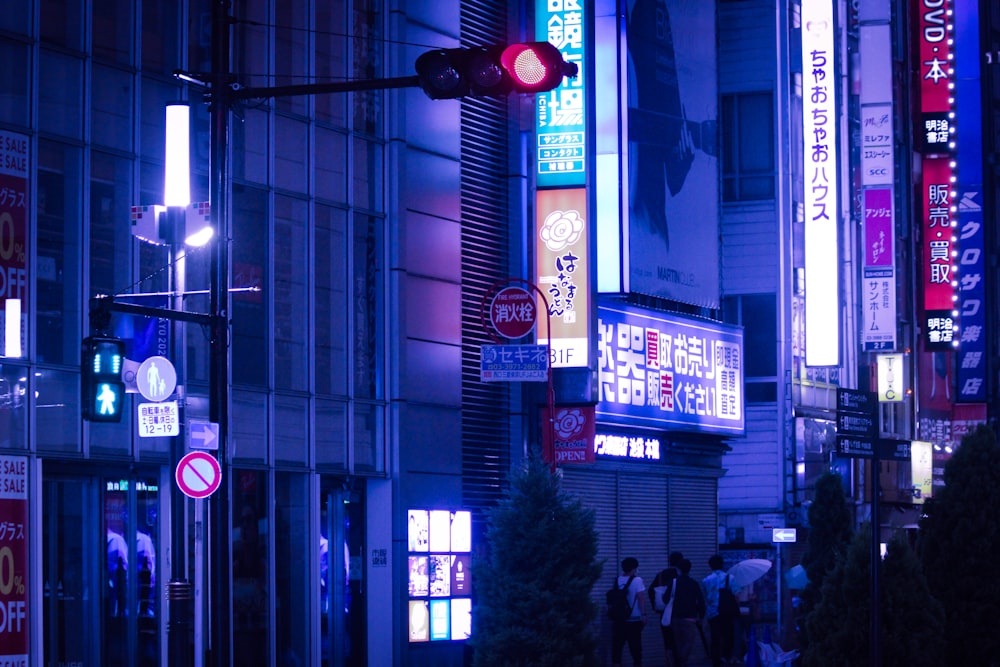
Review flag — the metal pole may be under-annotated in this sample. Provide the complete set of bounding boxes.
[208,0,231,664]
[167,205,194,667]
[870,449,881,667]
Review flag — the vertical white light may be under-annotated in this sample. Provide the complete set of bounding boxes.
[802,0,840,366]
[4,299,21,358]
[164,103,191,207]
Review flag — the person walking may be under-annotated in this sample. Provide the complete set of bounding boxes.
[670,558,706,667]
[702,555,738,667]
[612,557,648,667]
[650,551,683,667]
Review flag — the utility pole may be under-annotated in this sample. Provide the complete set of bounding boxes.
[207,1,231,665]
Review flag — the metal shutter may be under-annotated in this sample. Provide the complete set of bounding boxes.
[668,475,720,581]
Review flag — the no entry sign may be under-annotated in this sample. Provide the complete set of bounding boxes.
[175,450,222,499]
[490,286,536,339]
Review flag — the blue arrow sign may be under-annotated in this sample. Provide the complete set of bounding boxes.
[189,420,219,450]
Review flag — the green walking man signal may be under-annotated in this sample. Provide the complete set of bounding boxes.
[81,336,126,422]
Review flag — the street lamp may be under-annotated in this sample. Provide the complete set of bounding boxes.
[164,100,194,667]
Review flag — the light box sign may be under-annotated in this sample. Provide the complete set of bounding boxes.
[915,0,952,117]
[954,0,986,402]
[877,353,904,402]
[594,431,662,461]
[407,509,472,642]
[535,0,586,187]
[802,0,840,367]
[536,188,590,367]
[920,156,956,349]
[597,304,744,434]
[862,188,897,351]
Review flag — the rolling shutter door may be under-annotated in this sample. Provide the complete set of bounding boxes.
[668,475,719,580]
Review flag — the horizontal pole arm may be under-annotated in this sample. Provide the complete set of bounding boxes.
[227,75,421,100]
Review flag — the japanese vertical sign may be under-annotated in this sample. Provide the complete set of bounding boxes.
[953,0,986,402]
[915,0,957,351]
[921,157,956,349]
[862,189,896,351]
[535,0,585,188]
[0,455,27,660]
[536,188,589,367]
[802,0,840,366]
[596,303,744,435]
[0,131,28,359]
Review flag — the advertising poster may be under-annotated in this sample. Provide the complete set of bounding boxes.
[862,188,897,351]
[541,405,595,464]
[0,455,27,660]
[0,130,29,358]
[625,0,719,307]
[406,509,472,642]
[597,303,744,435]
[535,188,589,368]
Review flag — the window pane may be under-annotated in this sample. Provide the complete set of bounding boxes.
[89,153,132,302]
[353,214,381,399]
[314,127,348,203]
[40,0,83,49]
[739,94,774,172]
[233,470,269,666]
[275,196,308,390]
[274,395,307,466]
[275,117,308,193]
[0,364,28,448]
[0,40,30,125]
[39,51,83,139]
[35,368,80,453]
[314,205,348,396]
[275,472,309,663]
[92,66,133,151]
[231,390,267,463]
[141,0,179,72]
[314,0,348,126]
[232,108,269,185]
[315,399,347,469]
[352,402,382,473]
[275,2,308,116]
[232,186,268,386]
[93,0,133,64]
[352,137,381,212]
[37,141,82,365]
[743,294,777,377]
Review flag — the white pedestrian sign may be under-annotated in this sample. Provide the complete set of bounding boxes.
[136,356,177,402]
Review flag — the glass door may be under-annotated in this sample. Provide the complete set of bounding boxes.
[43,469,162,666]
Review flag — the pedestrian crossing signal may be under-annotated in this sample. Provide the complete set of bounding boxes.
[82,336,126,422]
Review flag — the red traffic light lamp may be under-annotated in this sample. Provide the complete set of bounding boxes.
[415,42,578,99]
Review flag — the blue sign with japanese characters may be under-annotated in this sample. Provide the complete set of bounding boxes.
[597,303,744,434]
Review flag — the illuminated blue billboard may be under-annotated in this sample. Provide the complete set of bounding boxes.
[597,302,744,435]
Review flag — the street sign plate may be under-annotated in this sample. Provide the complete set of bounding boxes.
[175,450,222,499]
[772,528,797,543]
[490,286,536,339]
[480,344,548,382]
[836,435,874,458]
[836,411,877,438]
[189,420,220,450]
[136,355,177,402]
[837,388,877,415]
[137,400,179,438]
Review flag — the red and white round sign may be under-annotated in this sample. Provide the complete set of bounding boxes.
[175,451,222,499]
[490,286,536,339]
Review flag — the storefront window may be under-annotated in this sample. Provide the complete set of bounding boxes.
[275,472,309,663]
[0,364,27,449]
[233,469,269,667]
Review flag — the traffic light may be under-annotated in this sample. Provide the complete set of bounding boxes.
[415,42,578,100]
[82,336,126,422]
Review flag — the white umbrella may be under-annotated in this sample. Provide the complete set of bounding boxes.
[727,558,772,587]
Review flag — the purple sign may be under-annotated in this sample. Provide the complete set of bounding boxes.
[863,189,893,267]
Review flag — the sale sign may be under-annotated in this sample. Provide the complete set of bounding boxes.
[0,130,28,358]
[0,455,28,659]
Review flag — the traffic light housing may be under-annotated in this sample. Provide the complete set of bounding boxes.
[415,42,578,100]
[82,336,126,422]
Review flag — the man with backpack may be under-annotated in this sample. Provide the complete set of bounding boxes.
[649,551,684,666]
[609,557,648,666]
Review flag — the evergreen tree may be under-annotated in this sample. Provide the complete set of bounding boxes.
[469,449,603,667]
[798,471,852,648]
[802,526,870,666]
[881,532,945,667]
[917,424,1000,666]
